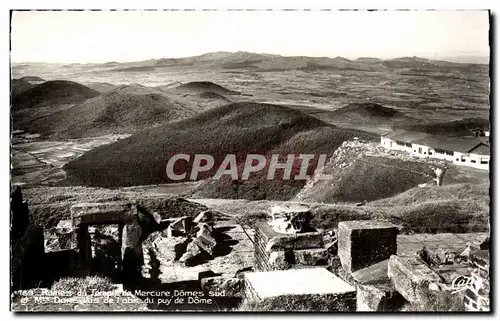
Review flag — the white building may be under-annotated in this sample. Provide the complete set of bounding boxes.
[381,130,490,170]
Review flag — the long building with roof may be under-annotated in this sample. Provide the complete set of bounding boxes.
[380,130,490,170]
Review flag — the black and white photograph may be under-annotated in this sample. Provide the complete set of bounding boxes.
[8,9,491,312]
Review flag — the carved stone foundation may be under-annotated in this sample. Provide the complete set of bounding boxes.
[254,222,326,271]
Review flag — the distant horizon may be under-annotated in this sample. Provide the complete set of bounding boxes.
[10,50,490,65]
[11,10,490,64]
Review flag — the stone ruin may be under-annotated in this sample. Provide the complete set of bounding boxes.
[254,205,329,272]
[66,203,224,287]
[141,210,222,276]
[245,212,491,312]
[11,187,491,312]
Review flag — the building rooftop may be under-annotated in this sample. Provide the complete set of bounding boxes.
[383,130,490,155]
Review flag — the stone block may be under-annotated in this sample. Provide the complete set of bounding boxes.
[294,248,328,266]
[356,283,406,312]
[71,202,137,226]
[44,227,78,253]
[244,268,356,311]
[193,234,217,256]
[193,211,215,224]
[338,220,398,272]
[180,241,210,267]
[122,222,142,249]
[196,223,213,238]
[56,219,73,229]
[351,259,390,285]
[121,223,144,282]
[201,276,243,297]
[170,216,193,234]
[387,255,443,304]
[256,222,323,251]
[268,251,292,270]
[269,204,313,234]
[351,260,406,311]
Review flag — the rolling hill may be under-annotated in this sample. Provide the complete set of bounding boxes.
[97,51,486,74]
[394,117,490,137]
[11,79,34,97]
[19,91,197,139]
[12,80,100,110]
[331,102,401,119]
[18,76,45,84]
[172,81,240,95]
[63,102,377,192]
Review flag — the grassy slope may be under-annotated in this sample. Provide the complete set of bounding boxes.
[63,102,376,192]
[296,137,489,204]
[193,127,378,200]
[21,180,489,233]
[195,183,489,234]
[368,183,490,233]
[307,156,435,203]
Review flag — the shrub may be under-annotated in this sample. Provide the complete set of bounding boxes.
[51,276,116,295]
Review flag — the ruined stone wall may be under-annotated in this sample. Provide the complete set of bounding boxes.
[254,222,326,271]
[464,250,490,312]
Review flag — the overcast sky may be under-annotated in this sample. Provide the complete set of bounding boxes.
[10,10,490,63]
